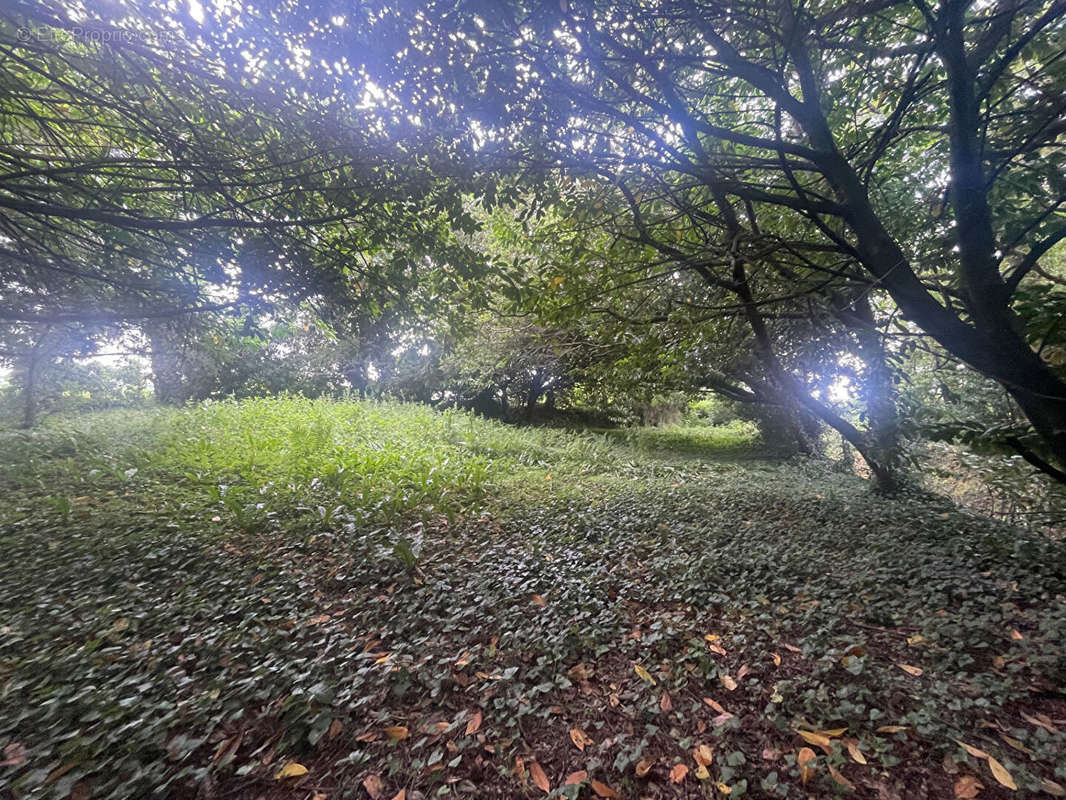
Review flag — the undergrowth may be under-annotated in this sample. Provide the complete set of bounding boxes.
[1,398,1064,800]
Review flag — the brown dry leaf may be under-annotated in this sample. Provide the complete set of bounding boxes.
[660,692,672,713]
[797,730,832,748]
[897,663,924,677]
[529,761,550,793]
[390,792,405,800]
[384,726,409,741]
[829,765,856,791]
[845,739,867,765]
[590,779,619,798]
[1020,711,1058,732]
[695,764,711,780]
[820,728,848,737]
[308,614,331,625]
[955,740,990,760]
[1040,778,1066,796]
[328,719,344,740]
[954,775,983,798]
[783,643,802,653]
[998,734,1032,756]
[1010,629,1023,640]
[635,758,653,777]
[708,642,727,656]
[531,594,547,606]
[703,697,726,713]
[694,744,714,767]
[355,730,379,742]
[564,770,588,786]
[736,664,750,680]
[716,780,733,794]
[720,674,738,691]
[771,653,782,666]
[986,757,1017,791]
[465,710,482,736]
[669,763,689,783]
[362,774,383,799]
[798,747,816,784]
[274,761,308,780]
[876,725,909,733]
[1,743,28,767]
[712,712,735,726]
[569,727,593,751]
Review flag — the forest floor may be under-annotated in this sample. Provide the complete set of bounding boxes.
[1,397,1065,800]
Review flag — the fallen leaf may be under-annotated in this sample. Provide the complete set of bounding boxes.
[669,763,689,783]
[987,757,1017,791]
[771,653,782,666]
[829,765,855,790]
[998,734,1032,756]
[820,728,848,737]
[635,758,653,777]
[390,792,405,800]
[564,770,587,786]
[716,780,732,794]
[797,730,832,748]
[783,643,802,653]
[362,774,383,799]
[384,726,409,741]
[274,761,308,780]
[955,740,990,760]
[308,614,331,625]
[694,744,714,766]
[465,710,482,735]
[660,692,672,712]
[590,779,619,798]
[736,664,750,680]
[1020,711,1057,732]
[703,697,726,713]
[954,775,983,798]
[529,761,550,793]
[797,747,816,784]
[845,739,867,764]
[328,719,344,740]
[634,664,656,684]
[897,663,924,676]
[531,594,547,606]
[876,725,908,733]
[712,712,735,726]
[695,764,711,779]
[707,641,727,656]
[1010,629,1023,640]
[0,742,27,767]
[569,727,593,751]
[720,674,738,691]
[1040,778,1066,796]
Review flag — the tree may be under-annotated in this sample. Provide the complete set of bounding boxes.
[347,0,1066,482]
[0,4,484,414]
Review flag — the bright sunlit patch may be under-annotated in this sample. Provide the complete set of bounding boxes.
[188,0,204,24]
[827,375,855,404]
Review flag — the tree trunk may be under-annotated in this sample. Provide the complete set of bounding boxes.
[148,326,185,405]
[21,344,41,429]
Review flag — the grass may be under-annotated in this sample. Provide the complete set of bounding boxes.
[1,397,1065,800]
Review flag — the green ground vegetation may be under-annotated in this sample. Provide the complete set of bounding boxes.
[1,398,1064,799]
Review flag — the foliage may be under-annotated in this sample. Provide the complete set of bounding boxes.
[2,400,1065,799]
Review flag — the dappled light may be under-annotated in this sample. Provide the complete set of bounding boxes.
[2,1,1066,798]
